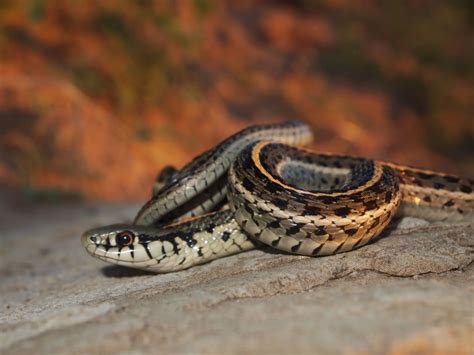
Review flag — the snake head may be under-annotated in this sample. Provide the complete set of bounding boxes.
[81,223,190,272]
[81,224,161,268]
[81,210,243,273]
[82,224,138,249]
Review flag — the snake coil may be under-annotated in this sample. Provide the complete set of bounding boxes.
[82,121,473,272]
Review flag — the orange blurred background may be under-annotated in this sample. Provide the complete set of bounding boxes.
[0,0,473,202]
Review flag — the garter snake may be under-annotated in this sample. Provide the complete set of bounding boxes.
[81,121,474,272]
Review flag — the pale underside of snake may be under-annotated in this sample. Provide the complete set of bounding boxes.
[81,121,474,273]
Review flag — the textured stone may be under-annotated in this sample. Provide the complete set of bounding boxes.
[0,201,472,354]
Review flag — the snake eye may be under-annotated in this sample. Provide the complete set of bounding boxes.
[116,231,134,247]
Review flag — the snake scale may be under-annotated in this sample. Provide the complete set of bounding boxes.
[81,121,474,272]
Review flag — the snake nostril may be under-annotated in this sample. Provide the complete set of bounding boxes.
[89,236,97,243]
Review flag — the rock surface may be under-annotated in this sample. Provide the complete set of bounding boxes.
[0,199,473,354]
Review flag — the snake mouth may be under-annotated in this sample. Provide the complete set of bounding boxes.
[81,233,96,245]
[81,231,100,256]
[80,233,117,260]
[81,232,92,246]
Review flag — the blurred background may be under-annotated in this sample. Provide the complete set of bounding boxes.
[0,0,473,203]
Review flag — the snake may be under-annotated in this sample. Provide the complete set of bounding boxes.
[81,120,474,273]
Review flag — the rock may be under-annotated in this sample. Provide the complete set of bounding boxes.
[394,216,430,229]
[0,201,472,354]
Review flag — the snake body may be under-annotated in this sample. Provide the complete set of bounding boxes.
[81,121,474,272]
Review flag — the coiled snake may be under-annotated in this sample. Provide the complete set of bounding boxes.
[81,121,473,272]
